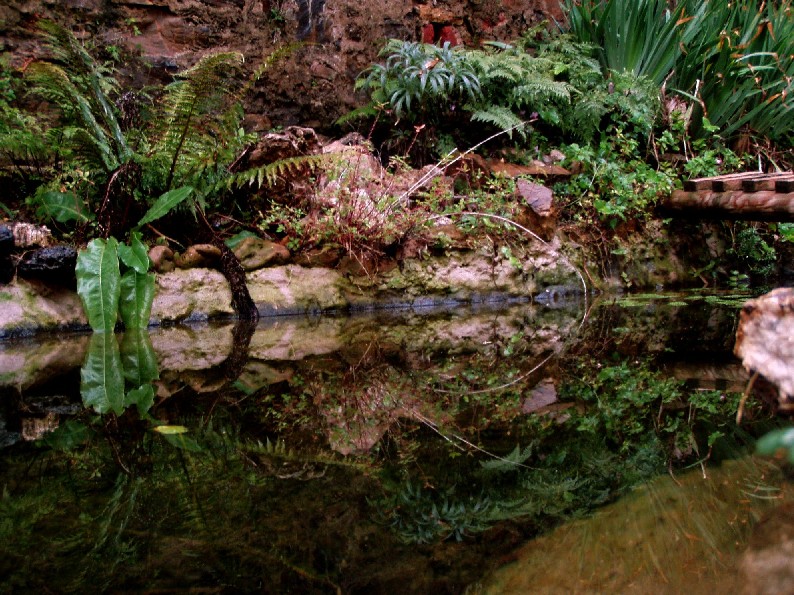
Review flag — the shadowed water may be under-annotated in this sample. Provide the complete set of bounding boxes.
[0,291,790,594]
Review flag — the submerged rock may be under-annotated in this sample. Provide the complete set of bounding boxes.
[734,288,794,412]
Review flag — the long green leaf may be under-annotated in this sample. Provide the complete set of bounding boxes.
[120,328,160,387]
[137,186,194,227]
[81,332,125,414]
[76,237,121,332]
[119,270,155,330]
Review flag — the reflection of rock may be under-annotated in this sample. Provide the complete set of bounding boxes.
[740,502,794,595]
[248,317,345,360]
[237,361,294,392]
[734,288,794,411]
[149,325,233,371]
[0,334,88,389]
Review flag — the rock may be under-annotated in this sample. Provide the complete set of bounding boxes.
[247,126,321,167]
[522,379,558,413]
[248,265,350,313]
[10,222,52,248]
[516,179,554,217]
[734,288,794,412]
[292,246,343,268]
[149,245,175,273]
[0,279,87,337]
[174,244,222,269]
[547,149,566,163]
[16,245,77,286]
[151,268,234,323]
[232,236,291,270]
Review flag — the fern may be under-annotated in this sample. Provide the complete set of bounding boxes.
[35,20,131,166]
[152,52,246,190]
[470,106,527,138]
[225,154,327,190]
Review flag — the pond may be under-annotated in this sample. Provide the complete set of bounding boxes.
[0,290,791,594]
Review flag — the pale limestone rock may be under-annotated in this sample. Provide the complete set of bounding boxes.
[247,265,349,312]
[0,279,87,336]
[151,268,234,322]
[734,287,794,410]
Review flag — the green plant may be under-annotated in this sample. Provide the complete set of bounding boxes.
[756,427,794,464]
[75,231,154,333]
[564,0,794,146]
[356,40,481,121]
[728,224,777,279]
[563,0,702,86]
[555,131,675,225]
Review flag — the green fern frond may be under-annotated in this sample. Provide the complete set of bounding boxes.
[36,21,130,164]
[26,61,119,171]
[470,106,526,138]
[225,154,327,191]
[334,105,381,127]
[153,52,246,189]
[511,80,573,106]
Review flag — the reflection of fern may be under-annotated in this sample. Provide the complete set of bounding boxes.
[480,443,535,472]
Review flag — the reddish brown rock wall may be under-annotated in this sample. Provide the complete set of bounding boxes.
[0,0,563,129]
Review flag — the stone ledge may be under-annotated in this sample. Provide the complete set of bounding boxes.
[0,247,582,338]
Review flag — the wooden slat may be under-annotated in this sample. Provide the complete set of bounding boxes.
[684,171,793,192]
[743,178,775,191]
[664,189,794,221]
[685,172,756,191]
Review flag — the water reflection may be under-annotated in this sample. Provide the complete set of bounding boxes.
[0,292,789,593]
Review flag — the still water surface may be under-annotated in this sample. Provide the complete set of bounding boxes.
[0,291,790,593]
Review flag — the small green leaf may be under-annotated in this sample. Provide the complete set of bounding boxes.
[118,231,150,274]
[76,238,121,333]
[225,230,259,250]
[162,432,203,452]
[35,190,91,223]
[137,186,194,227]
[153,425,189,435]
[81,332,125,415]
[125,384,155,415]
[756,427,794,462]
[43,420,91,451]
